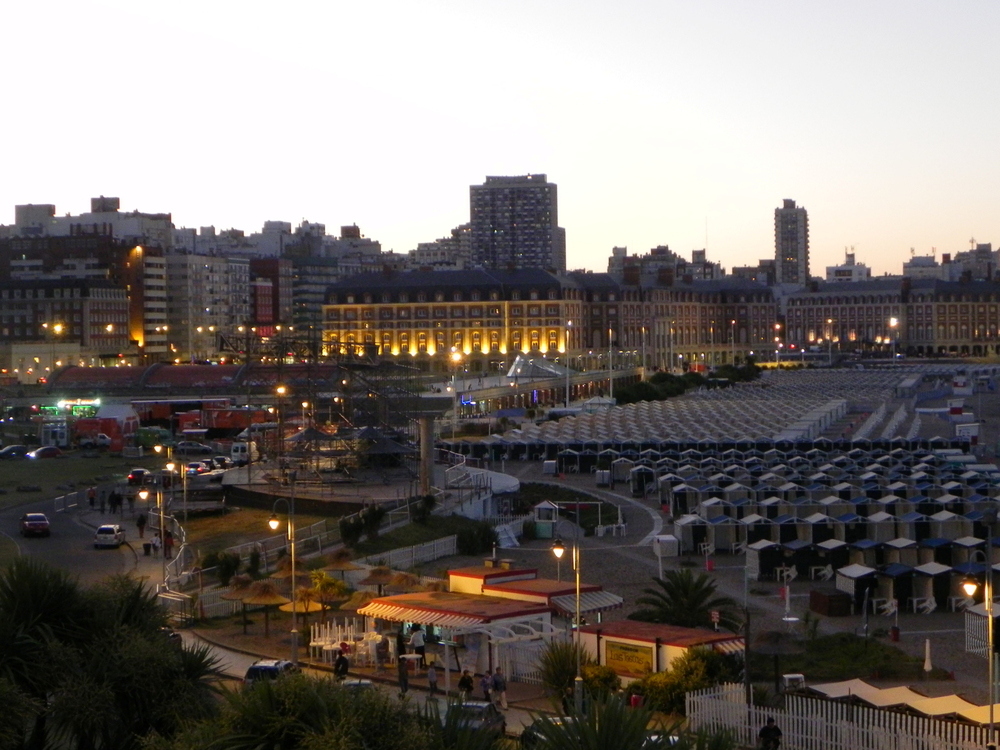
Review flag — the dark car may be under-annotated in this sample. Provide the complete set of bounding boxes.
[175,441,213,455]
[27,446,62,459]
[0,445,29,459]
[444,701,506,737]
[20,513,51,537]
[210,455,233,470]
[243,659,299,686]
[127,467,149,486]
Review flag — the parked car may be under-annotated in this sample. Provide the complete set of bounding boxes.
[27,446,62,459]
[20,513,51,537]
[93,524,125,549]
[210,455,233,470]
[444,701,506,737]
[79,433,112,448]
[340,678,375,691]
[127,467,149,486]
[243,659,298,686]
[0,445,29,459]
[175,441,213,455]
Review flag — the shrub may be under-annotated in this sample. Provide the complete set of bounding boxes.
[339,515,365,548]
[539,640,593,699]
[628,649,718,716]
[455,520,498,555]
[247,548,262,578]
[214,551,241,587]
[411,494,436,525]
[362,505,387,540]
[582,663,621,696]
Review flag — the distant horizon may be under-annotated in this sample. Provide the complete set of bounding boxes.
[5,1,998,278]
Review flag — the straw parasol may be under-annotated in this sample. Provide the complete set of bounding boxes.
[385,571,426,595]
[220,574,254,634]
[241,580,290,638]
[357,566,394,596]
[340,590,378,612]
[323,550,364,581]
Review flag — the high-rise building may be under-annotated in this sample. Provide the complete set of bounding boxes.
[775,199,809,284]
[470,174,566,271]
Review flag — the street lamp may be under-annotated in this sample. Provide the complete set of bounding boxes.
[730,319,736,365]
[552,537,583,713]
[826,319,835,365]
[607,327,614,401]
[276,385,287,469]
[565,321,572,408]
[268,471,298,665]
[889,317,899,361]
[450,348,461,439]
[963,506,998,748]
[137,485,167,586]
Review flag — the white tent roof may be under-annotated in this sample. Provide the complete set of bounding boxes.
[837,563,876,579]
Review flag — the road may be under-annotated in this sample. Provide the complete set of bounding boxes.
[0,488,140,586]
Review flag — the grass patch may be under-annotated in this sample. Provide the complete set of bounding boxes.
[518,482,618,534]
[180,508,332,556]
[351,514,486,558]
[0,535,20,569]
[750,632,940,682]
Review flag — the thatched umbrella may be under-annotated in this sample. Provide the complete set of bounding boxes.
[279,587,326,633]
[357,566,394,596]
[753,630,806,693]
[221,574,254,635]
[242,580,290,638]
[385,571,426,595]
[340,590,377,612]
[323,550,364,581]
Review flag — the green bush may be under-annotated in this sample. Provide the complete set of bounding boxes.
[214,551,241,587]
[362,505,387,540]
[455,520,498,555]
[628,649,719,716]
[339,515,365,548]
[582,663,621,696]
[247,548,262,578]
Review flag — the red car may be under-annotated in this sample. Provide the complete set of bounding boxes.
[27,446,62,459]
[20,513,51,537]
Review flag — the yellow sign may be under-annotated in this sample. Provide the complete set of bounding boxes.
[605,640,653,677]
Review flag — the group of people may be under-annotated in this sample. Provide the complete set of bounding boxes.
[88,486,132,515]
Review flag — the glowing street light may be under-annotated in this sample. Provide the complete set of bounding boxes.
[552,537,583,713]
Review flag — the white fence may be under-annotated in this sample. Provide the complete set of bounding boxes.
[355,535,458,569]
[687,683,990,750]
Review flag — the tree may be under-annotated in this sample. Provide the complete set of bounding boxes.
[539,640,593,702]
[628,569,742,632]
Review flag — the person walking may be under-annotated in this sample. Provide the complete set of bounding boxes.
[457,670,474,701]
[334,650,349,681]
[87,486,96,510]
[426,663,438,697]
[163,530,175,560]
[491,667,508,710]
[480,670,492,704]
[136,513,146,538]
[151,532,161,557]
[397,654,409,697]
[758,717,782,750]
[409,625,426,669]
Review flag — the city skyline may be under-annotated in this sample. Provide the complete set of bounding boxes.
[5,1,999,277]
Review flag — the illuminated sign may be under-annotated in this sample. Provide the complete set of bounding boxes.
[605,640,653,677]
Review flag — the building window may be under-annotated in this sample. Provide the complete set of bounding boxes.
[472,331,481,352]
[490,332,500,351]
[400,333,409,353]
[418,333,427,352]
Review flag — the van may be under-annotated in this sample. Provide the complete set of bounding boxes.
[231,441,259,466]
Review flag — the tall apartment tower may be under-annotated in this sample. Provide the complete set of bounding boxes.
[775,199,810,284]
[470,174,566,271]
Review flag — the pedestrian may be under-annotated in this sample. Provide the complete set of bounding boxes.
[457,670,474,701]
[427,663,438,696]
[758,717,782,750]
[127,492,135,513]
[397,654,409,696]
[136,513,146,538]
[491,667,508,710]
[151,532,161,557]
[334,650,349,681]
[99,490,106,515]
[375,633,389,672]
[163,530,174,560]
[409,624,426,669]
[480,670,492,703]
[87,486,96,509]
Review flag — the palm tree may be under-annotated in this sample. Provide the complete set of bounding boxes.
[628,569,742,632]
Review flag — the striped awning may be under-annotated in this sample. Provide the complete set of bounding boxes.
[551,591,624,615]
[713,639,745,655]
[357,602,484,628]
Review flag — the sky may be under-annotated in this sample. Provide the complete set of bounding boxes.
[4,1,1000,277]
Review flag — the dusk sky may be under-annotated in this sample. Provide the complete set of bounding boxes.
[5,1,999,277]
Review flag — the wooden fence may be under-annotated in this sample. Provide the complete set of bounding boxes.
[355,535,458,569]
[687,683,990,750]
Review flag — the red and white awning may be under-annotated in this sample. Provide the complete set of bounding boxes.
[551,591,624,616]
[357,602,485,628]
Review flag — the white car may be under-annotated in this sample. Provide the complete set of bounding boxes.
[94,524,125,549]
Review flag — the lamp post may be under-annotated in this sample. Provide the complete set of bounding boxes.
[826,319,834,365]
[269,471,298,666]
[138,484,167,586]
[552,537,583,713]
[565,321,572,408]
[607,327,614,401]
[730,319,736,365]
[276,385,287,469]
[963,507,998,748]
[450,347,462,439]
[301,401,310,429]
[889,317,899,361]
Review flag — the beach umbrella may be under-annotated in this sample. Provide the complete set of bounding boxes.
[358,566,394,596]
[323,550,365,581]
[220,574,254,634]
[340,590,377,612]
[241,580,290,638]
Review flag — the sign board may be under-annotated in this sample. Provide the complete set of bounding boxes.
[605,640,653,678]
[710,610,720,624]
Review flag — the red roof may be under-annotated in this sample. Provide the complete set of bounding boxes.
[578,620,740,648]
[143,364,241,388]
[361,590,551,623]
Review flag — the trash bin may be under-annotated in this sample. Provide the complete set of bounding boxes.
[629,694,644,708]
[890,626,900,642]
[143,543,152,556]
